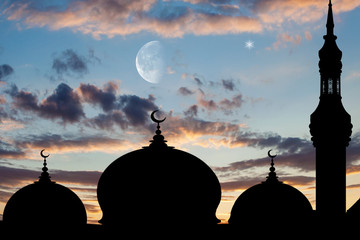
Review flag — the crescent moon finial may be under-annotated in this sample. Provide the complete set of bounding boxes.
[148,110,168,147]
[267,149,277,159]
[39,149,52,183]
[40,149,50,159]
[151,110,166,124]
[266,149,279,183]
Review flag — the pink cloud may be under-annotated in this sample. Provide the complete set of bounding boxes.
[1,0,258,38]
[3,0,359,39]
[272,32,302,50]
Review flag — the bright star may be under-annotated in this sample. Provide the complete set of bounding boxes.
[245,40,254,50]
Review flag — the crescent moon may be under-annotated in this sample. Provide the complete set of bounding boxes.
[151,110,166,124]
[268,149,277,158]
[40,149,50,158]
[135,41,165,84]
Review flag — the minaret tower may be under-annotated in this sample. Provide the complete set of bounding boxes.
[310,0,352,218]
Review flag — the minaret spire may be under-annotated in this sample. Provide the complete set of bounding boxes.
[326,0,334,37]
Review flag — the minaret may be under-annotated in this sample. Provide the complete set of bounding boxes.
[309,0,352,219]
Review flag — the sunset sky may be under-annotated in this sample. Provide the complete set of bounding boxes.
[1,0,360,224]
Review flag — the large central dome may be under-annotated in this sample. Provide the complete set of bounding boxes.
[97,111,221,226]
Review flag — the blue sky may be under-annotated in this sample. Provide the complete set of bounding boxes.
[0,0,360,224]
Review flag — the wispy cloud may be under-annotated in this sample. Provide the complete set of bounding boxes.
[221,175,315,191]
[0,165,101,187]
[15,133,131,154]
[7,0,359,39]
[0,64,14,82]
[50,48,101,81]
[2,0,359,39]
[215,132,360,193]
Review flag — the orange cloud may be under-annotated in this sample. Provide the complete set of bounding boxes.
[272,32,302,50]
[15,134,144,158]
[1,0,258,38]
[3,0,359,39]
[0,120,25,131]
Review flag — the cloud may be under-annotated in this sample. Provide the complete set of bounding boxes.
[196,89,244,115]
[3,0,359,39]
[197,89,218,111]
[184,104,198,117]
[220,175,315,191]
[8,84,39,111]
[40,83,84,122]
[215,148,315,174]
[50,170,101,186]
[160,115,245,147]
[77,82,118,112]
[219,94,244,114]
[0,64,14,81]
[272,32,302,50]
[177,87,195,96]
[9,83,85,123]
[53,49,87,74]
[181,75,245,115]
[214,132,360,191]
[77,82,157,128]
[228,131,312,155]
[0,139,25,159]
[221,79,236,91]
[304,31,312,40]
[0,165,38,187]
[6,81,159,130]
[2,0,262,39]
[51,49,87,80]
[193,75,204,86]
[118,94,158,127]
[15,133,128,154]
[0,165,101,207]
[85,111,128,130]
[85,93,158,130]
[345,71,360,82]
[346,132,360,174]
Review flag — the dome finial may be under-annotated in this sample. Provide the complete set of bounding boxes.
[38,149,52,183]
[265,150,280,183]
[151,110,166,135]
[149,110,168,147]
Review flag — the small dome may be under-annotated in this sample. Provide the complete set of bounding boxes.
[97,111,221,226]
[3,151,87,226]
[229,151,313,225]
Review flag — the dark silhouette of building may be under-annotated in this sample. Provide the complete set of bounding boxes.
[309,0,352,220]
[1,1,359,237]
[2,150,87,229]
[228,151,313,226]
[97,110,221,230]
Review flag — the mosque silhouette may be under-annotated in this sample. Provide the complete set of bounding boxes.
[0,0,359,237]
